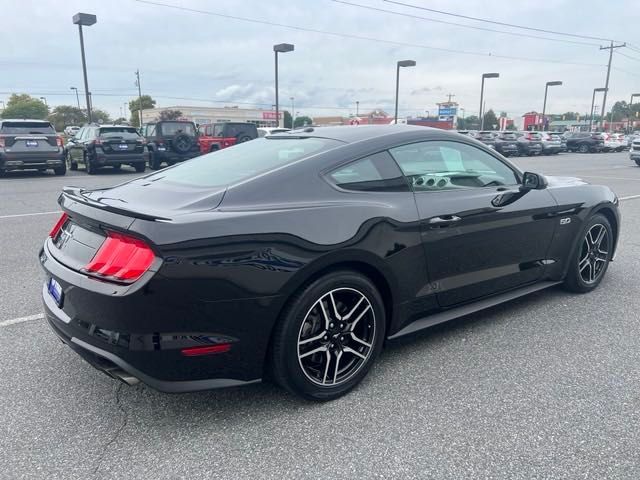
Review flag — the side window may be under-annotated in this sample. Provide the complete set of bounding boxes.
[328,151,409,192]
[389,141,519,191]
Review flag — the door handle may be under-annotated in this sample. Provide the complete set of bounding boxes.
[428,215,462,227]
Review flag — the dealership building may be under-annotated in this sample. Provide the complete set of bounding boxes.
[140,105,280,127]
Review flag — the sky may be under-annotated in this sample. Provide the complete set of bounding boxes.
[1,0,639,121]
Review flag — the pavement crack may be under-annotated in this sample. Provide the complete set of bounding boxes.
[92,382,129,476]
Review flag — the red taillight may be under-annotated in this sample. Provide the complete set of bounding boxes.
[49,213,69,239]
[0,138,5,148]
[56,136,64,147]
[181,344,232,357]
[84,231,155,282]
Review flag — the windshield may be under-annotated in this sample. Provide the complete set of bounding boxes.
[146,137,342,188]
[161,122,196,136]
[0,121,55,134]
[99,127,139,137]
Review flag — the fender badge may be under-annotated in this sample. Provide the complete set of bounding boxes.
[560,217,571,225]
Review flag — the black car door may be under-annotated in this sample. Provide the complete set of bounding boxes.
[389,139,559,307]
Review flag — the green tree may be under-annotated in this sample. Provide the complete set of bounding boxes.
[294,115,312,128]
[505,123,517,131]
[158,109,182,121]
[91,109,112,124]
[48,105,87,131]
[458,115,479,130]
[283,110,292,128]
[128,95,156,127]
[499,111,508,118]
[482,109,499,130]
[1,94,48,119]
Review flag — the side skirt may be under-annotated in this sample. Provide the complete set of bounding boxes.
[388,281,561,340]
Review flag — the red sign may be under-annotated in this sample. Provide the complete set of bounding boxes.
[262,111,282,120]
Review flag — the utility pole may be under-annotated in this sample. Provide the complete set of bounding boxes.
[599,41,626,131]
[135,69,143,127]
[446,93,455,103]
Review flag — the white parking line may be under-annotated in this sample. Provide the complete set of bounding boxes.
[0,211,59,220]
[0,313,44,328]
[620,194,640,201]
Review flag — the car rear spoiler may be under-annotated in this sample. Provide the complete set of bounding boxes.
[60,186,171,222]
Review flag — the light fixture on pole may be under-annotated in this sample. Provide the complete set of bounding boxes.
[589,87,607,131]
[479,73,499,130]
[273,43,294,128]
[72,12,97,123]
[39,97,48,108]
[394,60,416,124]
[628,93,640,133]
[542,81,562,131]
[70,87,81,109]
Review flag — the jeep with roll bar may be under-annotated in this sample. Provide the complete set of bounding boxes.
[142,120,201,170]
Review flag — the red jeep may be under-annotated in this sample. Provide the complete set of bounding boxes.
[197,122,258,154]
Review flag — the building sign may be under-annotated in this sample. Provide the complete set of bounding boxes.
[438,106,457,117]
[262,111,282,120]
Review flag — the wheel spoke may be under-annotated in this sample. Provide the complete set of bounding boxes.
[299,345,328,359]
[342,295,365,321]
[343,346,366,360]
[319,299,331,330]
[349,304,371,331]
[321,350,332,384]
[350,332,372,348]
[593,226,606,248]
[329,292,342,320]
[298,330,327,346]
[579,255,590,272]
[333,350,343,384]
[589,262,596,283]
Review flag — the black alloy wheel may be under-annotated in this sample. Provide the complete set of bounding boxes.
[85,153,97,175]
[270,271,385,401]
[563,214,612,293]
[578,144,589,153]
[66,151,78,171]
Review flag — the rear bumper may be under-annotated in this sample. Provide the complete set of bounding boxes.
[95,151,148,165]
[0,151,64,170]
[39,240,271,392]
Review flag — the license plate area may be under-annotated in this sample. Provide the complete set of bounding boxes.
[26,140,39,147]
[117,144,128,150]
[47,277,64,307]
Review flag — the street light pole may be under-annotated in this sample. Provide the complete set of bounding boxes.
[290,96,295,129]
[394,60,416,124]
[542,81,562,131]
[589,88,607,131]
[70,87,80,109]
[356,101,359,116]
[273,43,294,128]
[73,13,97,123]
[135,69,143,127]
[479,72,499,130]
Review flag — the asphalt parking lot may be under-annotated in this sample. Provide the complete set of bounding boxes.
[2,151,640,479]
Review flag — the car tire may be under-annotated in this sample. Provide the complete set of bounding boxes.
[635,160,640,167]
[238,135,252,143]
[86,154,97,175]
[66,151,78,171]
[53,163,66,176]
[578,144,589,153]
[134,163,146,173]
[563,213,613,294]
[269,270,386,401]
[112,164,121,171]
[148,151,161,170]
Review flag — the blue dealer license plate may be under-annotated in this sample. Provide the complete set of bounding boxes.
[47,277,63,307]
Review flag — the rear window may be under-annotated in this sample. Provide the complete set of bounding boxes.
[147,137,342,188]
[0,121,55,134]
[99,127,139,138]
[160,122,196,136]
[500,133,517,140]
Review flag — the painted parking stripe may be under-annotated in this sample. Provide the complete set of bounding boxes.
[0,211,59,220]
[620,194,640,201]
[0,313,44,328]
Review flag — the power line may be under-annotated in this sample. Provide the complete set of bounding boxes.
[132,0,605,68]
[615,51,640,63]
[383,0,618,43]
[331,0,600,47]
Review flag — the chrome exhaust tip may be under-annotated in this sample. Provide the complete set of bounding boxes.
[110,369,140,386]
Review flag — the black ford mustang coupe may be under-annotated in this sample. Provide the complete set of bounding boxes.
[40,125,619,400]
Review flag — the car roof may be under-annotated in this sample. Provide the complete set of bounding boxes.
[0,118,52,123]
[283,124,463,144]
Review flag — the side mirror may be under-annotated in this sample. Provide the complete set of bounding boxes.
[521,171,548,190]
